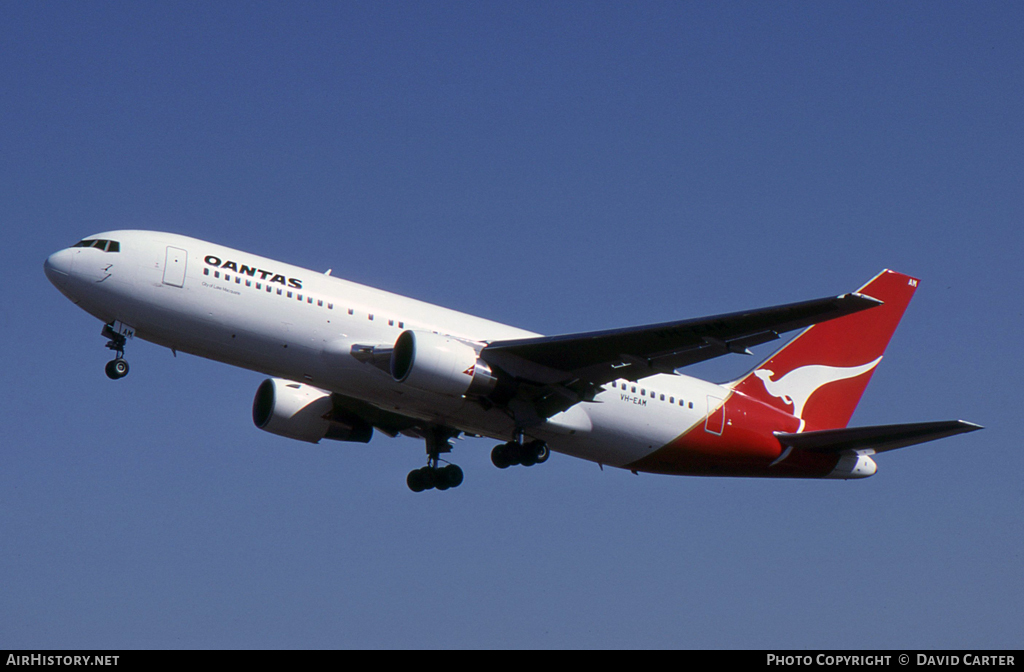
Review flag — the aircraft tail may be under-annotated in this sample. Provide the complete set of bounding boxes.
[731,269,919,432]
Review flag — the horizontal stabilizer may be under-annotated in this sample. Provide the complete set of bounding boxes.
[775,420,982,455]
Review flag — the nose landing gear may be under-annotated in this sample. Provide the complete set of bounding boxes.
[102,322,132,380]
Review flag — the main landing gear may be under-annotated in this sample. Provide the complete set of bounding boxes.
[405,428,550,492]
[491,436,549,469]
[102,323,130,380]
[407,463,464,493]
[407,427,465,493]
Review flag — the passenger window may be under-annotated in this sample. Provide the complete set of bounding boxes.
[245,280,251,287]
[317,300,323,307]
[688,402,693,409]
[631,386,636,393]
[348,308,354,315]
[214,271,220,279]
[368,314,374,320]
[660,394,665,401]
[204,268,210,276]
[398,322,404,328]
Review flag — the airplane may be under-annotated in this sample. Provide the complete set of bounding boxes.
[44,231,981,492]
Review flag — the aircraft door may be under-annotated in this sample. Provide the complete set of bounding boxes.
[162,246,187,287]
[705,395,725,435]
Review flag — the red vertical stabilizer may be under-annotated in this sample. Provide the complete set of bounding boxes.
[731,269,919,432]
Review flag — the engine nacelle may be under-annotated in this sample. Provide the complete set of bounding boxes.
[390,330,498,397]
[252,378,373,444]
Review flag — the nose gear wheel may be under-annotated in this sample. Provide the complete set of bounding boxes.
[101,323,131,379]
[105,358,129,379]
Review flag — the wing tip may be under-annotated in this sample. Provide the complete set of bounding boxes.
[954,420,984,432]
[834,292,885,316]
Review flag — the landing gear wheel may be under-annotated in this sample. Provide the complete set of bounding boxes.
[101,323,131,380]
[492,439,549,469]
[105,358,129,380]
[407,469,426,493]
[491,442,513,469]
[408,427,466,493]
[407,464,463,492]
[407,467,435,492]
[530,440,550,464]
[441,464,464,488]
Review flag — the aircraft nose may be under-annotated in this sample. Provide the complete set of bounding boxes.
[44,248,74,289]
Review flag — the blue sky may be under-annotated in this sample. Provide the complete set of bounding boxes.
[2,2,1021,648]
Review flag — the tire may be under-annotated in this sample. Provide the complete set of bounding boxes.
[532,442,550,464]
[491,443,511,469]
[113,359,129,377]
[105,359,129,379]
[407,469,426,492]
[442,464,464,488]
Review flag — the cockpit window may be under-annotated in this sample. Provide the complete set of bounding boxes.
[72,239,120,252]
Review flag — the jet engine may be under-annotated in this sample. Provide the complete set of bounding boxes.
[252,378,373,444]
[390,330,498,397]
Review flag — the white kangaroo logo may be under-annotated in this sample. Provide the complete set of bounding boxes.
[753,357,882,432]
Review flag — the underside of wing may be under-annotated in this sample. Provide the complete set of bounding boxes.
[330,391,423,438]
[774,420,983,454]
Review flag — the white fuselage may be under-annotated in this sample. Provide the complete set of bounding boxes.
[45,230,723,469]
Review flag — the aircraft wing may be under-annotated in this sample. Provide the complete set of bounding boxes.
[774,420,983,454]
[479,291,882,422]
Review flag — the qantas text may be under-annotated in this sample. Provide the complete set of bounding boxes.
[204,255,302,289]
